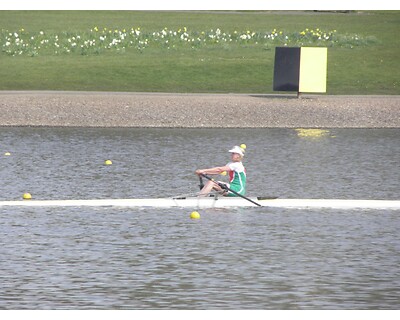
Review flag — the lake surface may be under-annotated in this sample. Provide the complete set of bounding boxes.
[0,127,399,309]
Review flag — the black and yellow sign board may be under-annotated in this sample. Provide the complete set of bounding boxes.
[273,47,327,93]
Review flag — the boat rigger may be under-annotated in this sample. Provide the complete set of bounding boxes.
[0,197,399,209]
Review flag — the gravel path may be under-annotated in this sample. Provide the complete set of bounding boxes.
[1,91,399,128]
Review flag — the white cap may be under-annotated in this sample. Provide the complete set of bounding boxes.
[228,146,244,156]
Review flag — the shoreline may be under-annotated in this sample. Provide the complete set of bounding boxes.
[1,91,399,128]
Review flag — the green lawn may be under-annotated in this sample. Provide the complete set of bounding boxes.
[0,11,399,94]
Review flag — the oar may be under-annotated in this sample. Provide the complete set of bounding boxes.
[199,171,226,190]
[200,173,261,207]
[199,175,204,190]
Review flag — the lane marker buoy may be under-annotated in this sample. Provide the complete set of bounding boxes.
[23,193,32,200]
[190,211,201,219]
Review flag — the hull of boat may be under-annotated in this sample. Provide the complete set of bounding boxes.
[0,197,399,209]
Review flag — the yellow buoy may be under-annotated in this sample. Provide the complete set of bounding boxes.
[23,193,32,200]
[104,160,112,165]
[4,152,11,156]
[190,211,201,219]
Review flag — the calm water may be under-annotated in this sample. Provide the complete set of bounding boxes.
[0,127,399,309]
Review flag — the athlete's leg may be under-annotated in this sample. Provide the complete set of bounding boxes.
[198,180,224,196]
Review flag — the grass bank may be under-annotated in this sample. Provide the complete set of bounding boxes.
[0,11,399,94]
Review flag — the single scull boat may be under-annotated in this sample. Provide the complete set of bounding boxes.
[0,197,399,209]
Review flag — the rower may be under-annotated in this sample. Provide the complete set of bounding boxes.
[195,144,247,197]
